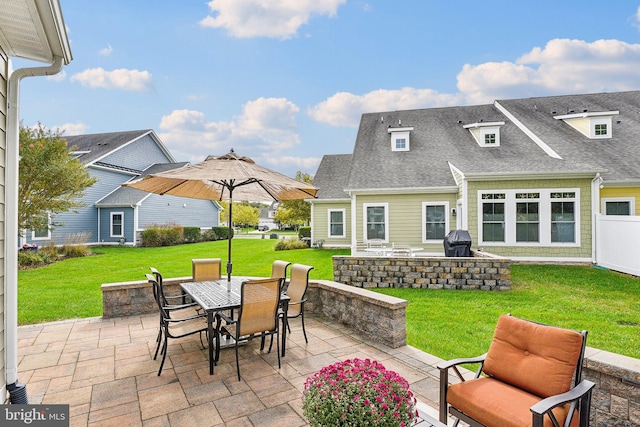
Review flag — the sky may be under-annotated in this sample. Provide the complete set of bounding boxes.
[12,1,640,178]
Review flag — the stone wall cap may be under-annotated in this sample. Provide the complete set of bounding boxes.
[585,346,640,374]
[101,276,192,290]
[311,279,408,308]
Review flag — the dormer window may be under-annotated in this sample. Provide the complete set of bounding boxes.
[463,121,505,147]
[553,111,618,139]
[387,127,414,151]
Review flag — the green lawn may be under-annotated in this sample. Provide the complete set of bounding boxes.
[17,240,348,324]
[18,241,640,360]
[375,264,640,360]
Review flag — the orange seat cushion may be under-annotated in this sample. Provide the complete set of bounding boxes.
[447,377,578,427]
[483,315,583,397]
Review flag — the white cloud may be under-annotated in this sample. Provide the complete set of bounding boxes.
[458,38,640,104]
[308,87,463,127]
[310,38,640,127]
[70,67,153,92]
[199,0,346,39]
[57,122,91,136]
[157,97,307,172]
[99,43,113,56]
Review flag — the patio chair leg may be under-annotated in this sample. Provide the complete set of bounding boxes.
[301,313,308,343]
[276,331,281,369]
[235,341,241,381]
[157,338,168,376]
[153,329,162,360]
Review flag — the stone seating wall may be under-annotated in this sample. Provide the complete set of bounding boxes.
[333,252,511,290]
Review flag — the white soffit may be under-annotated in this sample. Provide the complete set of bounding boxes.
[0,0,71,64]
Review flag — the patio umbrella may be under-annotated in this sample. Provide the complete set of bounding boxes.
[123,150,318,281]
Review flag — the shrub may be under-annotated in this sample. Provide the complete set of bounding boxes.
[62,232,92,258]
[302,358,417,427]
[183,227,202,243]
[141,224,184,247]
[18,250,53,268]
[211,226,233,240]
[202,228,218,241]
[62,244,92,258]
[274,238,309,251]
[298,226,311,239]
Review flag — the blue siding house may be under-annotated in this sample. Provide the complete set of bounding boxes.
[23,129,221,246]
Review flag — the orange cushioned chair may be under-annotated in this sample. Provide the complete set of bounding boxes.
[437,314,595,427]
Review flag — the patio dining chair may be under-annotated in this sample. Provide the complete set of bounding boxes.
[437,314,595,427]
[192,258,222,281]
[217,277,282,381]
[150,266,195,306]
[146,274,208,376]
[280,263,313,343]
[271,260,291,291]
[148,268,202,359]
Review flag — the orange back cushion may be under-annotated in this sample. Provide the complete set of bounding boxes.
[483,315,584,397]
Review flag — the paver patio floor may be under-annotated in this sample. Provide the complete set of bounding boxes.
[17,314,450,426]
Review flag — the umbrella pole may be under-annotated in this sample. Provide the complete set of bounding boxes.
[226,194,233,283]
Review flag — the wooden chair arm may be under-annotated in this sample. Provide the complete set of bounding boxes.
[530,379,595,427]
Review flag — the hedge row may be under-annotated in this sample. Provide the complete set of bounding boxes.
[141,225,233,247]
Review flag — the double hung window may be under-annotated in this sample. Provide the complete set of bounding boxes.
[423,202,448,241]
[328,209,346,238]
[364,204,388,241]
[111,212,124,237]
[516,193,539,242]
[482,194,505,242]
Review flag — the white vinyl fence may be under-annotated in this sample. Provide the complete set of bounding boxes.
[594,214,640,276]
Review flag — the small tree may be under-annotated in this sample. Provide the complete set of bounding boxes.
[218,201,260,228]
[19,123,97,233]
[274,171,312,229]
[233,203,261,228]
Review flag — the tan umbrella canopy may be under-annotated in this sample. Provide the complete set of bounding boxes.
[124,150,318,281]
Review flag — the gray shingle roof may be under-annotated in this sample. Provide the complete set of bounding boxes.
[345,103,603,191]
[312,154,352,199]
[96,162,189,206]
[497,90,640,183]
[65,129,153,164]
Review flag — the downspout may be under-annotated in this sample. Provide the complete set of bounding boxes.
[6,56,65,404]
[591,173,602,264]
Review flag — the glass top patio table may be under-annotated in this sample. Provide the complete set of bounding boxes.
[181,278,290,375]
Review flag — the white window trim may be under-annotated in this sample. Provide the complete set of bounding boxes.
[590,117,612,139]
[602,197,635,215]
[110,212,124,237]
[463,122,504,147]
[31,214,51,240]
[363,203,389,243]
[422,201,449,243]
[327,208,346,238]
[478,189,580,247]
[388,127,413,152]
